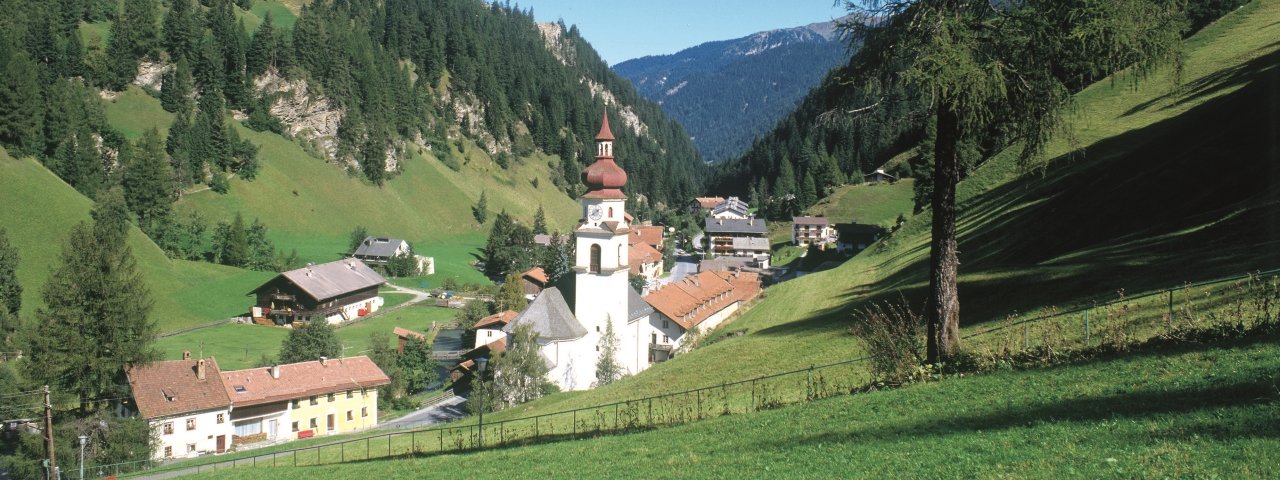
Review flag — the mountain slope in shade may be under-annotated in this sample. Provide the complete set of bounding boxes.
[613,18,851,163]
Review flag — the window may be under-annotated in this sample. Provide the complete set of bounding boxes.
[589,245,601,273]
[234,420,262,437]
[663,335,670,343]
[291,421,299,432]
[346,390,353,399]
[361,407,368,418]
[186,418,196,431]
[187,444,196,454]
[292,400,301,409]
[164,446,172,457]
[216,413,225,424]
[662,319,669,329]
[309,418,317,429]
[608,206,613,218]
[163,422,174,435]
[347,411,354,421]
[309,396,318,406]
[618,244,623,266]
[327,393,335,402]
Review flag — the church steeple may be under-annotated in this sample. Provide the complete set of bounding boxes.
[582,110,627,199]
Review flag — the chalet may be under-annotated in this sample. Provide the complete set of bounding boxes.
[250,259,387,325]
[835,223,886,254]
[126,355,233,460]
[865,169,897,183]
[642,271,762,362]
[352,237,410,265]
[705,217,770,265]
[220,356,390,444]
[711,196,750,219]
[688,196,726,215]
[472,310,518,348]
[792,216,834,246]
[629,240,664,282]
[521,267,550,296]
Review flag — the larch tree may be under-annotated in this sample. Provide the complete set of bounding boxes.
[839,0,1184,362]
[496,272,528,313]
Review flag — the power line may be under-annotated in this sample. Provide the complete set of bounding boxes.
[0,389,44,399]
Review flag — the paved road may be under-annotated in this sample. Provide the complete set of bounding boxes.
[379,395,468,430]
[659,255,699,286]
[382,283,434,308]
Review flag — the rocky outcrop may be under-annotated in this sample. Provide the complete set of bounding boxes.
[134,61,172,91]
[537,22,648,138]
[253,69,343,162]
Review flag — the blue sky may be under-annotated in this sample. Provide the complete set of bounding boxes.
[512,1,849,65]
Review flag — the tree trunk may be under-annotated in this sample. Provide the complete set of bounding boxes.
[927,100,962,364]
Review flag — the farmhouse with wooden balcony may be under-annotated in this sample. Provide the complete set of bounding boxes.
[250,259,387,325]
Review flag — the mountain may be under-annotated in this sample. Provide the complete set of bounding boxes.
[0,0,704,333]
[613,18,852,163]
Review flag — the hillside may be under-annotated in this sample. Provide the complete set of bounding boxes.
[0,150,270,331]
[187,335,1280,479]
[434,0,1280,424]
[613,18,849,163]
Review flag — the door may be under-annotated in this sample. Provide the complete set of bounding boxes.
[268,419,278,440]
[215,435,225,454]
[327,414,335,432]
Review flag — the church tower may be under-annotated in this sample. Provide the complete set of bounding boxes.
[574,111,631,358]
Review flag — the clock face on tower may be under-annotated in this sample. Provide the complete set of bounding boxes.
[588,205,603,221]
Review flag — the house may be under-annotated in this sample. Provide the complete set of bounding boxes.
[250,259,387,325]
[392,327,427,352]
[711,197,750,219]
[125,355,233,460]
[352,237,410,265]
[865,169,897,183]
[698,256,754,273]
[835,223,886,254]
[629,240,664,282]
[642,271,762,362]
[792,216,834,246]
[533,234,554,247]
[521,267,550,296]
[630,225,665,250]
[688,196,726,215]
[472,310,518,348]
[220,356,390,444]
[704,217,770,265]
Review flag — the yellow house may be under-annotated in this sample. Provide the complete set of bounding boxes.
[221,356,390,444]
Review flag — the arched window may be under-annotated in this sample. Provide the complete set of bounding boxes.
[590,244,601,273]
[617,244,624,266]
[608,207,613,218]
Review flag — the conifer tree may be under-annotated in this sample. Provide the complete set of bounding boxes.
[472,191,489,224]
[162,0,199,62]
[246,11,278,77]
[122,128,175,231]
[277,320,341,364]
[594,319,622,387]
[160,59,194,114]
[0,51,45,156]
[496,272,527,313]
[532,205,548,235]
[0,228,20,316]
[23,187,157,409]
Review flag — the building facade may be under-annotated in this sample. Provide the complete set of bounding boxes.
[792,216,834,246]
[250,259,387,325]
[220,356,390,444]
[126,356,234,460]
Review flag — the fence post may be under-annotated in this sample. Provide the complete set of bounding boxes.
[1168,289,1174,322]
[1023,322,1029,350]
[439,429,443,453]
[535,416,540,441]
[751,380,756,411]
[648,398,653,427]
[413,430,417,453]
[806,366,813,400]
[697,389,703,420]
[572,410,577,439]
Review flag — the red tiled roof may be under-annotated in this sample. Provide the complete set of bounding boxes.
[127,358,231,419]
[630,225,664,249]
[392,327,426,340]
[643,272,738,330]
[693,197,726,209]
[522,267,549,285]
[473,310,518,330]
[220,356,390,407]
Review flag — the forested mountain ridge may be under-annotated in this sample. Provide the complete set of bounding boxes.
[613,18,850,163]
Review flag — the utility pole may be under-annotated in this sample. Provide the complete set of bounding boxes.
[43,385,58,480]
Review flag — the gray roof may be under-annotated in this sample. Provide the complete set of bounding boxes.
[533,234,553,246]
[792,216,829,226]
[731,237,771,251]
[712,197,750,217]
[274,259,387,301]
[353,237,408,258]
[705,217,768,235]
[628,287,654,321]
[504,287,587,341]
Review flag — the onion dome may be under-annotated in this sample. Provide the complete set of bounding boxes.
[583,110,626,199]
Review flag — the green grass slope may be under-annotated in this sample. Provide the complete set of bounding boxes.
[444,0,1280,423]
[809,179,915,229]
[0,151,271,331]
[190,336,1280,479]
[102,87,581,287]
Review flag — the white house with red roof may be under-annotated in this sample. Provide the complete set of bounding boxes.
[126,355,234,459]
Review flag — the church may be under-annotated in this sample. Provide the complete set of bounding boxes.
[502,112,657,391]
[501,111,761,391]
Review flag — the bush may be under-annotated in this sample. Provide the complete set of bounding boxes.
[850,301,923,384]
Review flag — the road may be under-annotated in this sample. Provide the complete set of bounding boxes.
[379,395,468,430]
[659,255,699,286]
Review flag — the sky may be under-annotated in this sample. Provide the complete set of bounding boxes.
[512,1,849,65]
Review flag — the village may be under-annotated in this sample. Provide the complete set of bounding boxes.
[109,112,900,463]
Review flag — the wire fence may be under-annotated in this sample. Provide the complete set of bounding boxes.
[85,268,1280,479]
